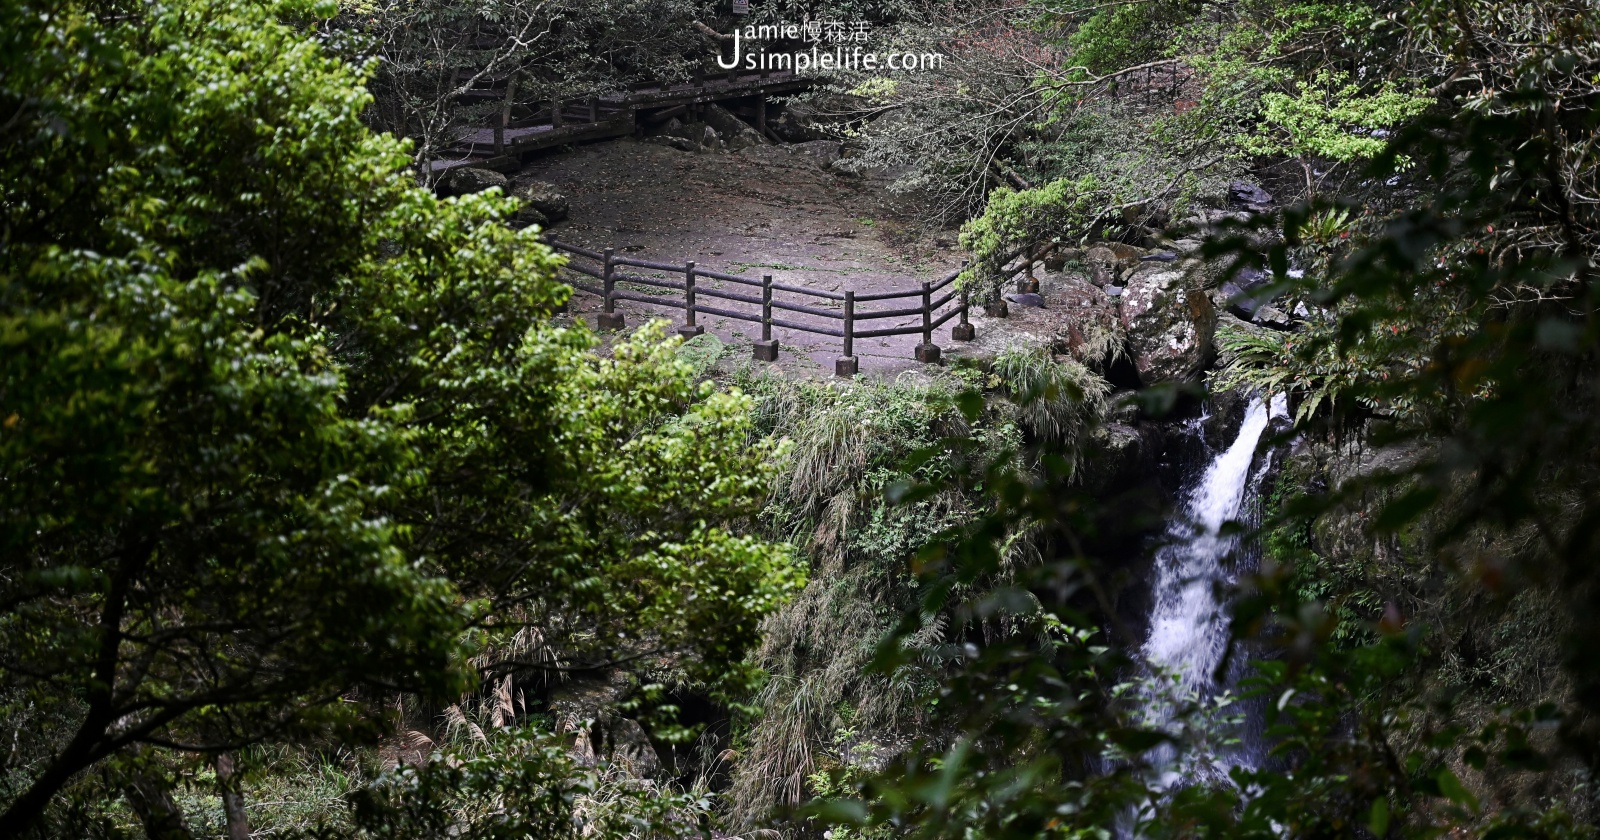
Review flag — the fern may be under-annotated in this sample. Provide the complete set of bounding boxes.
[1209,324,1364,425]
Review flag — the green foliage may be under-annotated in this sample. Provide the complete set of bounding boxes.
[958,177,1106,289]
[1208,323,1367,424]
[725,370,1046,830]
[1063,0,1194,74]
[991,345,1110,454]
[334,726,713,840]
[1242,70,1433,163]
[0,0,798,833]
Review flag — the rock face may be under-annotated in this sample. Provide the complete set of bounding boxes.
[1119,263,1217,384]
[436,166,507,198]
[511,179,569,227]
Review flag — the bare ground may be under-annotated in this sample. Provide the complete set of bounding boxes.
[521,138,1015,376]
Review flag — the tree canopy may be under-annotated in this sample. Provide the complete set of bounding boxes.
[0,0,799,834]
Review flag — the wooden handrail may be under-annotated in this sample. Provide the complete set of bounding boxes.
[543,238,977,375]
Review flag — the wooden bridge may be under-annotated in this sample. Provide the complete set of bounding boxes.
[429,69,811,175]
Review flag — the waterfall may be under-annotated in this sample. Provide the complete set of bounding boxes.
[1139,393,1287,785]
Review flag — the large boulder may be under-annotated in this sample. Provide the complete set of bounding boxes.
[703,103,765,150]
[523,183,568,221]
[512,179,569,224]
[1119,263,1217,384]
[1049,274,1123,368]
[435,166,507,198]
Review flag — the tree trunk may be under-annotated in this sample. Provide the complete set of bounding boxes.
[213,752,252,840]
[125,767,194,840]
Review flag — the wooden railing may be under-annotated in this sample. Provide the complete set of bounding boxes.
[545,239,976,376]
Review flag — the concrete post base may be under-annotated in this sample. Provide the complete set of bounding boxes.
[752,340,779,361]
[677,324,705,340]
[915,343,942,363]
[597,312,626,331]
[951,323,975,341]
[835,356,859,377]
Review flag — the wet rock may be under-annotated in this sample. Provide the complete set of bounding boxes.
[606,718,663,778]
[1211,265,1277,317]
[512,179,569,224]
[1006,292,1045,308]
[1229,180,1274,210]
[1254,304,1294,330]
[1169,238,1204,256]
[1044,246,1080,271]
[1140,251,1179,262]
[436,166,507,198]
[1119,264,1216,384]
[1200,386,1251,443]
[1081,420,1152,496]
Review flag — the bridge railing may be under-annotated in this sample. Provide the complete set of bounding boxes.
[545,239,975,377]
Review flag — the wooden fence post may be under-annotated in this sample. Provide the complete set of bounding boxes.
[915,281,941,363]
[754,274,779,361]
[679,261,704,339]
[953,262,975,341]
[1019,245,1039,293]
[496,72,517,155]
[984,289,1009,319]
[598,248,624,330]
[836,291,858,377]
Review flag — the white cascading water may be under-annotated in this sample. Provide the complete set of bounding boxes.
[1139,393,1287,786]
